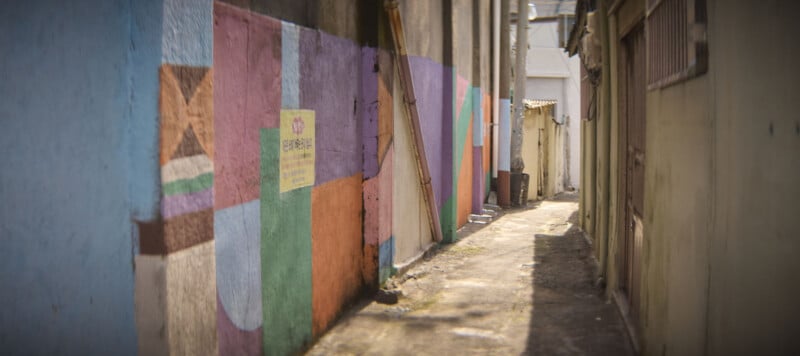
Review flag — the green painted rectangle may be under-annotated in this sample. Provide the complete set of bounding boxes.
[440,195,457,243]
[162,172,213,196]
[485,171,492,200]
[260,128,313,355]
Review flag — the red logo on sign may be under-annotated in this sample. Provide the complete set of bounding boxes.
[292,116,305,135]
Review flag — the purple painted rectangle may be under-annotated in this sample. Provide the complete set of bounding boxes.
[472,148,484,214]
[161,188,213,219]
[441,66,454,208]
[361,47,379,179]
[408,56,453,209]
[299,28,363,186]
[217,296,262,356]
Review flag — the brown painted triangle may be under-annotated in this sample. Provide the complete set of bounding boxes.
[171,65,209,104]
[171,125,207,160]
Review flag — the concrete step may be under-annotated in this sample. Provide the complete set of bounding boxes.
[468,214,493,224]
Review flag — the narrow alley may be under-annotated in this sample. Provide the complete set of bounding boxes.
[309,194,634,355]
[3,0,799,354]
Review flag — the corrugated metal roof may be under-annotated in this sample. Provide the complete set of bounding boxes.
[512,0,577,17]
[524,99,557,110]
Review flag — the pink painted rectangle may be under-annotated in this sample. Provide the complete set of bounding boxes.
[213,3,281,210]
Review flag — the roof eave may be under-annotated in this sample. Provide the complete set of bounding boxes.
[565,0,587,56]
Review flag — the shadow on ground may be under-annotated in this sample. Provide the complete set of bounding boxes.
[307,193,635,355]
[525,209,635,355]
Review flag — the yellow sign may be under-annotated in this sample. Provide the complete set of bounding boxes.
[280,110,315,192]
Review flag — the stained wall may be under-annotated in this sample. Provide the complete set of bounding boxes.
[212,2,381,354]
[0,1,496,355]
[705,1,800,354]
[135,0,219,354]
[0,1,141,353]
[580,1,800,355]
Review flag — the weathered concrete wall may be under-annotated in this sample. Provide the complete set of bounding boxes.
[218,0,366,43]
[565,57,581,189]
[300,21,367,344]
[582,1,800,354]
[137,0,219,354]
[479,0,493,203]
[1,1,496,354]
[522,109,544,199]
[211,2,394,354]
[706,0,800,354]
[260,129,312,355]
[213,5,275,354]
[479,0,492,92]
[525,78,573,195]
[311,174,364,336]
[0,1,141,353]
[619,1,800,355]
[526,78,563,116]
[364,47,395,285]
[641,76,712,356]
[522,105,565,200]
[393,69,434,266]
[637,2,800,351]
[408,56,451,219]
[399,0,488,242]
[525,20,581,189]
[394,0,493,244]
[399,1,444,61]
[453,0,473,80]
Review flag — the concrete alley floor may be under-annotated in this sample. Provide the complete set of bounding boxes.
[308,193,635,355]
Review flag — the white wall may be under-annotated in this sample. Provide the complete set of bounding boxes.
[565,54,580,189]
[520,20,581,188]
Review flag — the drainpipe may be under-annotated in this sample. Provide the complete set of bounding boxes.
[384,1,444,243]
[492,0,500,179]
[498,0,511,207]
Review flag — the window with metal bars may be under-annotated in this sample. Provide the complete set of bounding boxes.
[646,0,707,89]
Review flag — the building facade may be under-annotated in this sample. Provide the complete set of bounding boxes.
[0,0,499,354]
[570,0,800,354]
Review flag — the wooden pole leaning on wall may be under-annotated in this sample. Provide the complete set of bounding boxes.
[384,0,444,243]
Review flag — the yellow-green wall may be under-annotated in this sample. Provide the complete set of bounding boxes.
[581,0,800,354]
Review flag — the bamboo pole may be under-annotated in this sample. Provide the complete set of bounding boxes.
[384,1,444,243]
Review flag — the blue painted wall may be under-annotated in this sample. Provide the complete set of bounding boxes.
[130,0,164,227]
[0,0,166,353]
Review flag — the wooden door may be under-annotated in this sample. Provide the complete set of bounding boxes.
[617,24,646,319]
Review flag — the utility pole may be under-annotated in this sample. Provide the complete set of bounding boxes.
[497,0,511,207]
[511,0,528,176]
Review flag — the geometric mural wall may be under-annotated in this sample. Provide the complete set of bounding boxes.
[134,61,218,355]
[157,65,214,253]
[209,1,493,355]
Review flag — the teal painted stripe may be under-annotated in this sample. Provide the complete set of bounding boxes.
[454,87,473,174]
[378,236,395,284]
[260,129,312,355]
[162,172,213,196]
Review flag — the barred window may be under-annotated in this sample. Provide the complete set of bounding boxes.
[646,0,707,89]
